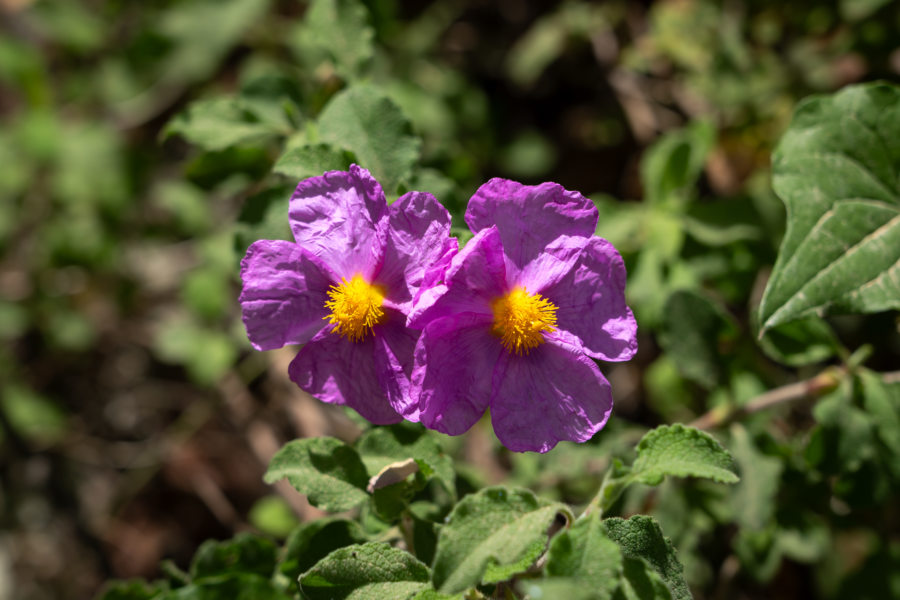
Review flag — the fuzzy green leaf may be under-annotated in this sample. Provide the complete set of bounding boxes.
[604,516,690,600]
[280,518,369,585]
[529,513,623,600]
[264,437,369,512]
[317,86,421,195]
[356,423,456,498]
[631,425,739,486]
[299,542,431,600]
[759,83,900,332]
[431,487,571,594]
[615,557,675,600]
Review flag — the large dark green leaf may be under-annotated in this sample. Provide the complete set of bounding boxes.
[759,83,900,332]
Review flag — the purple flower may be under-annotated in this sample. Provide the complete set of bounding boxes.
[407,178,637,453]
[239,165,456,424]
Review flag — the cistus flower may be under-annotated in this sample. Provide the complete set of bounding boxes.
[239,165,455,423]
[407,178,637,453]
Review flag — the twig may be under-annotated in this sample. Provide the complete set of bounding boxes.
[690,368,843,430]
[690,369,900,430]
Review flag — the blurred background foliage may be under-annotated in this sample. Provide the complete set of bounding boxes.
[1,0,899,598]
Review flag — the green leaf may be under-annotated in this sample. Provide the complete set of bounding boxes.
[298,542,431,600]
[641,120,715,207]
[190,534,278,581]
[1,384,67,445]
[530,513,623,600]
[604,516,690,600]
[658,290,736,389]
[96,580,168,600]
[631,425,739,486]
[356,423,456,498]
[248,496,299,538]
[860,370,900,469]
[431,486,571,594]
[615,557,675,600]
[165,98,288,152]
[759,83,900,332]
[272,143,354,181]
[159,576,287,600]
[264,437,369,512]
[317,86,421,195]
[757,316,840,367]
[294,0,374,80]
[157,0,270,85]
[811,379,876,473]
[728,425,782,530]
[280,518,369,585]
[234,185,293,256]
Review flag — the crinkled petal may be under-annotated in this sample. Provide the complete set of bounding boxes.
[376,191,454,314]
[408,227,506,328]
[239,240,335,351]
[542,236,637,361]
[373,316,420,419]
[490,335,613,453]
[413,236,458,307]
[465,178,598,274]
[288,164,386,278]
[510,234,588,293]
[288,328,402,425]
[411,313,500,434]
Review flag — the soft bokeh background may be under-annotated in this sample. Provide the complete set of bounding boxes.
[2,1,900,598]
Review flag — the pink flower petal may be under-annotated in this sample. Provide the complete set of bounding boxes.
[288,165,386,279]
[411,313,501,434]
[490,335,613,453]
[465,178,598,277]
[407,227,506,328]
[542,236,637,361]
[373,317,420,419]
[376,191,454,314]
[239,240,336,351]
[288,328,403,425]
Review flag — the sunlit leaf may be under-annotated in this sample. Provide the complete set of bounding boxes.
[759,83,900,332]
[264,437,369,512]
[299,543,431,600]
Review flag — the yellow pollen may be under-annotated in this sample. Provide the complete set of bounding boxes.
[491,287,558,355]
[323,275,386,342]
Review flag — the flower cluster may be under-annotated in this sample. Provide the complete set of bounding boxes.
[240,166,637,453]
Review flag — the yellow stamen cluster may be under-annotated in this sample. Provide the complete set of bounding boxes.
[323,275,386,342]
[491,287,558,355]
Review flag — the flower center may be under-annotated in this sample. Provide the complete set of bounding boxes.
[491,287,558,355]
[324,275,386,342]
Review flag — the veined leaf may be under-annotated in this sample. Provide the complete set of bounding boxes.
[299,543,431,600]
[264,437,369,512]
[631,424,739,486]
[431,487,571,594]
[759,83,900,332]
[604,516,690,600]
[317,86,421,195]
